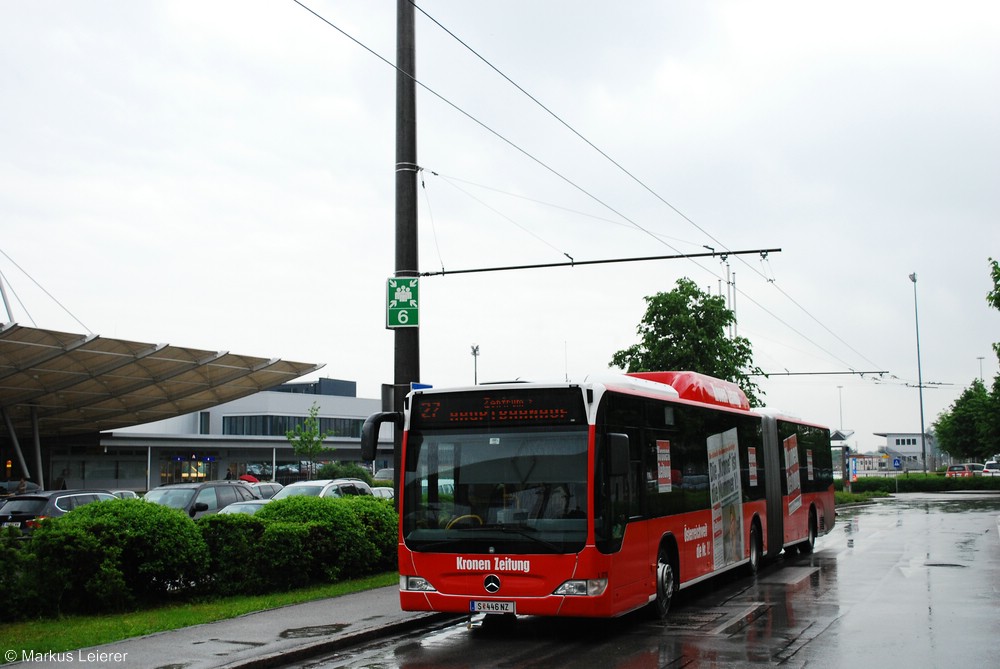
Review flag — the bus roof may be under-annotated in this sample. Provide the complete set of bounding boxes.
[407,371,751,412]
[625,371,751,411]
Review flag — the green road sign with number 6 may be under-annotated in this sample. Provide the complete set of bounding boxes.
[387,277,419,328]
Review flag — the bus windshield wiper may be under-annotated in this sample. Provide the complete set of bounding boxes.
[474,523,561,552]
[479,522,536,532]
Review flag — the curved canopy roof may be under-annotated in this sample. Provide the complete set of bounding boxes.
[0,324,323,438]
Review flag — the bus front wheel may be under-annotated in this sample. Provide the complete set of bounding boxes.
[648,546,677,620]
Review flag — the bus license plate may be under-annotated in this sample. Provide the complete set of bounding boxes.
[471,600,515,614]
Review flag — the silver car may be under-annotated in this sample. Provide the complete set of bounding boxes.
[271,478,373,499]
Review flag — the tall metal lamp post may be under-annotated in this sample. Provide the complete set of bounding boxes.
[837,385,844,430]
[471,344,479,385]
[909,273,927,473]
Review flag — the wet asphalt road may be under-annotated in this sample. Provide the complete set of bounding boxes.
[292,493,1000,669]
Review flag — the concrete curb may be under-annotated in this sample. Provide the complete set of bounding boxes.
[214,612,462,669]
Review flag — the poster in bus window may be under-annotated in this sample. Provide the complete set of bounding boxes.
[748,447,758,487]
[806,449,814,481]
[707,428,743,570]
[784,434,802,515]
[656,440,672,493]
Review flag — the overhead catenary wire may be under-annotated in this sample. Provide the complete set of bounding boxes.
[411,1,888,377]
[293,0,887,380]
[419,170,446,275]
[430,171,700,246]
[290,1,699,267]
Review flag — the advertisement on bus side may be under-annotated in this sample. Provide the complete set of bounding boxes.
[708,428,743,569]
[784,434,802,515]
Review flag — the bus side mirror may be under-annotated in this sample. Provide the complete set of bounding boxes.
[361,412,402,462]
[608,433,630,476]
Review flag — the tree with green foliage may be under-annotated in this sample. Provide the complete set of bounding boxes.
[932,378,994,461]
[610,277,765,406]
[984,257,1000,457]
[285,402,335,480]
[931,259,1000,461]
[989,257,1000,360]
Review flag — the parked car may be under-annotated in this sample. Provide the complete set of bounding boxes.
[271,478,374,500]
[0,489,116,535]
[0,480,41,497]
[109,489,140,499]
[248,481,284,499]
[371,486,394,499]
[373,468,394,481]
[217,499,272,515]
[981,461,1000,477]
[144,481,259,518]
[945,463,984,477]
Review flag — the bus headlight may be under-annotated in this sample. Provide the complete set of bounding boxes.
[400,575,437,592]
[553,578,608,597]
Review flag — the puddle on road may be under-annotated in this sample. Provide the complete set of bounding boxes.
[280,623,351,639]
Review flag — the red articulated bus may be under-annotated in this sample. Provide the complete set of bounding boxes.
[361,371,835,620]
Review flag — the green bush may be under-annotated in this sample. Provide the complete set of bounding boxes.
[257,521,314,590]
[30,498,209,613]
[256,496,375,580]
[4,491,400,619]
[0,527,37,620]
[30,519,128,614]
[198,514,267,594]
[342,496,398,572]
[316,461,373,485]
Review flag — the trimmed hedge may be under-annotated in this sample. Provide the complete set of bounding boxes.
[343,496,399,573]
[29,499,209,615]
[254,496,374,581]
[198,513,267,594]
[0,527,36,619]
[0,494,399,621]
[847,474,1000,494]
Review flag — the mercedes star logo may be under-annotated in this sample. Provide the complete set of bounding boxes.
[483,574,501,593]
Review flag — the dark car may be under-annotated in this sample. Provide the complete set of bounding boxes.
[0,489,116,534]
[0,480,42,497]
[144,481,258,519]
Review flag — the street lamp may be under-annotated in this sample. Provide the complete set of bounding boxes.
[837,385,844,431]
[471,344,479,385]
[909,273,927,473]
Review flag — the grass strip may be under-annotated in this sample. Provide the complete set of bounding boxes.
[3,571,398,660]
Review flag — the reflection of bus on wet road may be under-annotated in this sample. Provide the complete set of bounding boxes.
[362,371,835,620]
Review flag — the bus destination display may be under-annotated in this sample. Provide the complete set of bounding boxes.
[412,389,586,429]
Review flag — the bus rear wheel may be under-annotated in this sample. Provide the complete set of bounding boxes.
[647,546,677,620]
[799,512,817,554]
[747,521,763,575]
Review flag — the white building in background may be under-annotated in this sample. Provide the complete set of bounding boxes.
[868,431,944,473]
[49,378,394,493]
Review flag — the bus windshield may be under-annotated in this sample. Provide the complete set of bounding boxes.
[402,426,589,554]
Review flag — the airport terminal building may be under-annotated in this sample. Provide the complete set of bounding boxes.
[0,325,393,493]
[90,377,394,492]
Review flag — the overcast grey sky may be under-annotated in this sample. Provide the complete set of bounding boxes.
[2,1,998,452]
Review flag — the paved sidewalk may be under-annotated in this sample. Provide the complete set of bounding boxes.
[10,586,459,669]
